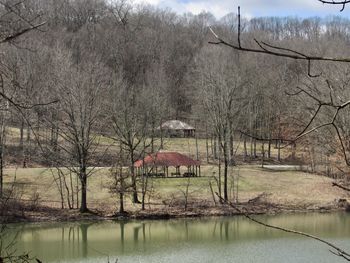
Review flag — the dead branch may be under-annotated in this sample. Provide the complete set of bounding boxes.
[318,0,350,12]
[0,22,46,44]
[287,84,350,165]
[216,194,350,261]
[210,7,350,168]
[209,7,350,65]
[332,182,350,192]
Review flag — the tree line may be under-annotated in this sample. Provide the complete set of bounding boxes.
[0,0,350,211]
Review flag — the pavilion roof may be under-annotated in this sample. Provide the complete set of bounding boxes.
[134,151,200,168]
[158,120,195,130]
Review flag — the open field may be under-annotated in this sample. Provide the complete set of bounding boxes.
[3,125,308,173]
[3,165,346,215]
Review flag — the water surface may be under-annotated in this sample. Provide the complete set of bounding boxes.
[2,212,350,263]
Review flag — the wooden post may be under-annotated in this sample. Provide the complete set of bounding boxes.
[199,166,201,177]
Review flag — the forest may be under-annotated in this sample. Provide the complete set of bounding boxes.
[0,0,349,216]
[1,0,350,262]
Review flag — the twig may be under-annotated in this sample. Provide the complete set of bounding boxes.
[318,0,350,11]
[209,6,350,63]
[332,182,350,192]
[216,194,350,261]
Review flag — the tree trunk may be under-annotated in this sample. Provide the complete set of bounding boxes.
[250,137,253,158]
[223,141,228,202]
[141,164,147,210]
[119,192,124,213]
[70,172,74,209]
[253,139,257,158]
[130,150,140,203]
[292,142,296,160]
[76,174,79,209]
[26,124,31,142]
[80,167,88,212]
[0,118,4,199]
[277,139,281,161]
[261,142,265,168]
[19,120,24,149]
[206,132,209,163]
[224,158,228,202]
[243,136,247,161]
[195,130,199,161]
[0,148,2,198]
[160,121,164,149]
[151,122,155,153]
[214,136,218,159]
[218,153,222,201]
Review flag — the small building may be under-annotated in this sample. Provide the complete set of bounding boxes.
[158,120,195,137]
[134,151,201,177]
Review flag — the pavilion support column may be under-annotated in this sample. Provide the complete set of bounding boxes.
[166,167,169,177]
[195,166,198,177]
[199,166,201,177]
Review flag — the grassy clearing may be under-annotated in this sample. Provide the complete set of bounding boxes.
[3,165,346,213]
[157,137,293,163]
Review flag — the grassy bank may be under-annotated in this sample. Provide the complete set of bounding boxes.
[2,165,346,219]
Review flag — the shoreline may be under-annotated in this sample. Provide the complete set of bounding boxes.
[1,202,346,224]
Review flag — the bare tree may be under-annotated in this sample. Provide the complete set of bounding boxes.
[39,48,108,212]
[208,4,350,261]
[109,77,151,204]
[194,45,247,202]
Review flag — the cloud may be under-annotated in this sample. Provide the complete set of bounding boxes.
[132,0,350,18]
[133,0,162,5]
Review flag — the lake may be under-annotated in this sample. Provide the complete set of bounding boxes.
[2,212,350,263]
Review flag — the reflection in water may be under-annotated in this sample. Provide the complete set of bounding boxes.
[80,223,91,258]
[120,221,125,253]
[2,212,350,263]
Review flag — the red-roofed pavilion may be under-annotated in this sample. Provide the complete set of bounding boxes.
[134,151,201,177]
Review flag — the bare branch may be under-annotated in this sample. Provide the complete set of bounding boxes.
[318,0,350,11]
[237,6,241,48]
[332,182,350,192]
[216,194,350,261]
[0,21,46,44]
[209,7,350,64]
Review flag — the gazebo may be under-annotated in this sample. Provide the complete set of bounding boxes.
[158,120,195,137]
[134,151,201,177]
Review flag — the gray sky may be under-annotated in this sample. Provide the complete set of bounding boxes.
[133,0,350,18]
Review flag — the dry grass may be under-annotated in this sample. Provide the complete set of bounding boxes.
[159,137,293,163]
[2,165,346,214]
